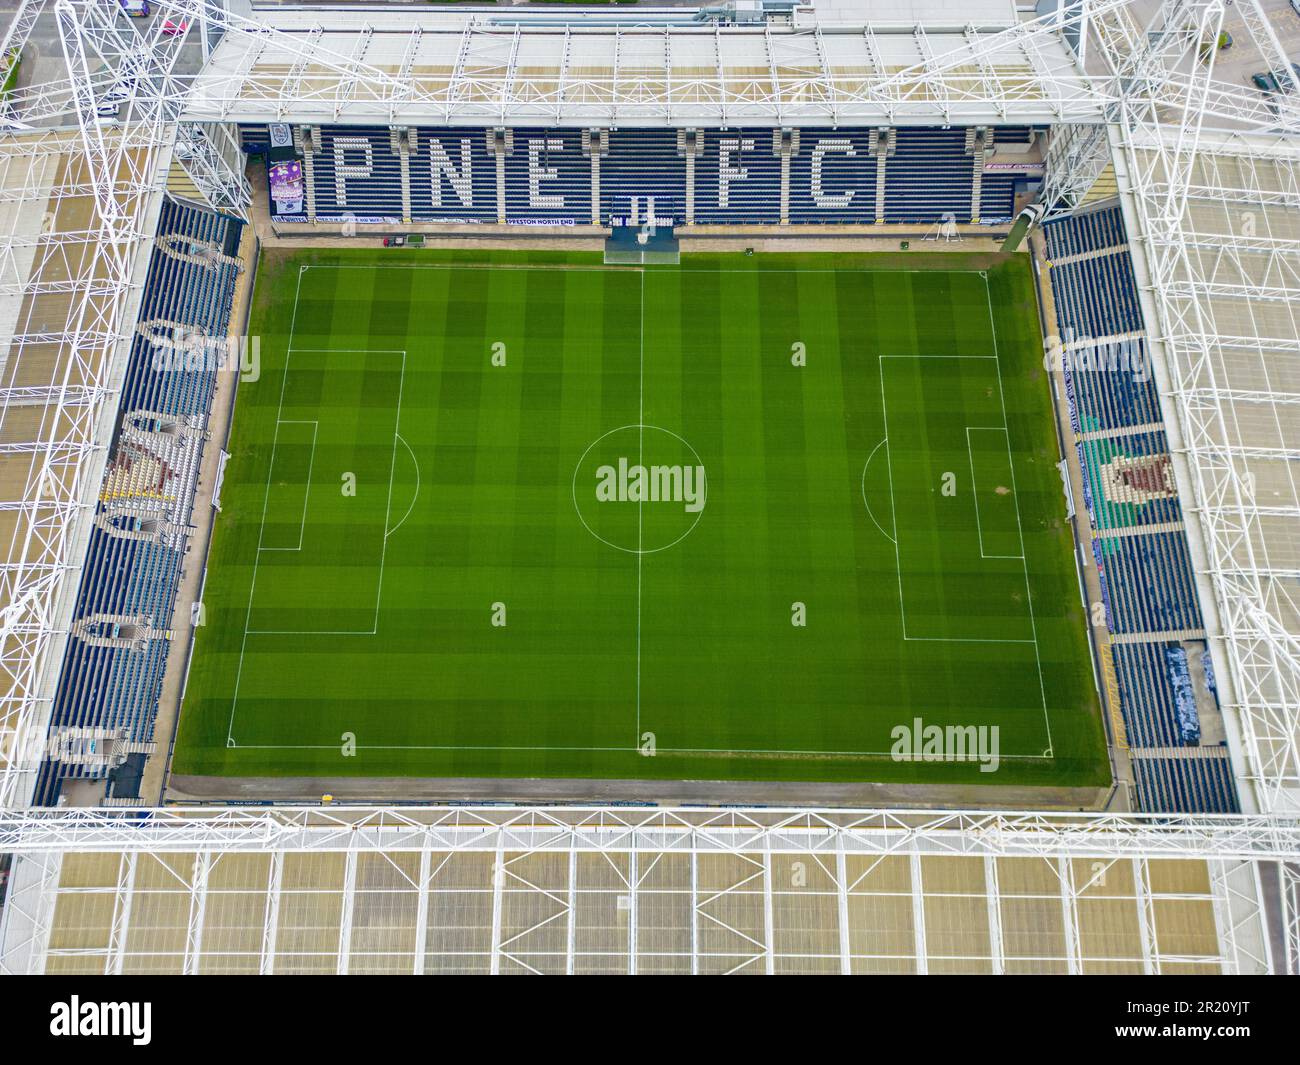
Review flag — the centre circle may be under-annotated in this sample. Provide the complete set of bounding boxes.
[571,424,707,555]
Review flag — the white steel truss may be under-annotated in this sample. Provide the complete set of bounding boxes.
[0,0,47,128]
[173,121,252,220]
[1041,122,1112,219]
[166,0,1297,133]
[143,0,1136,129]
[1283,861,1300,974]
[0,1,196,809]
[2,805,1300,859]
[0,806,1283,974]
[1108,3,1300,816]
[0,853,1272,975]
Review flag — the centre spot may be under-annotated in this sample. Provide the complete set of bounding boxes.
[573,424,707,554]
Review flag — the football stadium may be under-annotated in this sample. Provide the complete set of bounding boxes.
[0,0,1297,977]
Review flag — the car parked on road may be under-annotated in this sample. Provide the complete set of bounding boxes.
[1251,63,1300,96]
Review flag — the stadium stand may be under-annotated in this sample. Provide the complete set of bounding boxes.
[504,128,589,225]
[692,128,782,224]
[412,129,498,223]
[240,124,1031,227]
[1048,255,1146,337]
[978,172,1020,223]
[1076,432,1183,530]
[1060,339,1162,432]
[1131,754,1240,815]
[309,125,407,221]
[1112,643,1202,748]
[601,129,687,225]
[1044,201,1239,814]
[32,200,244,807]
[787,129,878,224]
[1096,532,1203,637]
[883,127,974,222]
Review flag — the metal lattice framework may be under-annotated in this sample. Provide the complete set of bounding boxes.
[169,0,1293,131]
[0,806,1289,974]
[0,1,252,810]
[4,804,1300,858]
[6,0,1295,133]
[1103,3,1300,816]
[0,2,181,811]
[0,0,1297,975]
[1284,861,1300,974]
[180,6,1113,128]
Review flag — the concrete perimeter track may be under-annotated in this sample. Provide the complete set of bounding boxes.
[167,773,1107,810]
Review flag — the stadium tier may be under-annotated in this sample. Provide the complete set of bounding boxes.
[240,123,1038,226]
[1076,432,1183,530]
[32,201,245,808]
[1132,755,1240,815]
[1044,202,1239,815]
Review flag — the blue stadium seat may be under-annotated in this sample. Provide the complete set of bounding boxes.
[504,128,589,224]
[788,129,877,224]
[1046,203,1238,815]
[310,125,406,221]
[601,128,687,225]
[412,128,497,223]
[35,200,245,806]
[693,128,781,224]
[883,128,972,222]
[262,123,1028,228]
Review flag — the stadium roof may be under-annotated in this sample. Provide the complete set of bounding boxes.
[181,3,1108,128]
[0,2,199,809]
[0,127,166,810]
[0,806,1288,974]
[1114,124,1300,816]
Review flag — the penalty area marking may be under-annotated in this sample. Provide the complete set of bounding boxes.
[876,343,1052,753]
[255,419,318,553]
[877,354,1036,646]
[240,348,406,638]
[226,263,411,743]
[966,426,1024,561]
[860,438,896,545]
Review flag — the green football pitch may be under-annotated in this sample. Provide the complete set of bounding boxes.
[172,249,1108,787]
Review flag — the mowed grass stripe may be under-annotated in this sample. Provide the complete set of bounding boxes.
[172,251,1108,786]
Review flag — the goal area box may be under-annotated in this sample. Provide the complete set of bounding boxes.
[605,224,680,265]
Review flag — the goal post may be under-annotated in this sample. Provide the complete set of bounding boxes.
[605,223,680,265]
